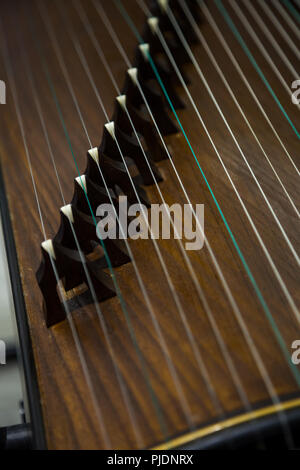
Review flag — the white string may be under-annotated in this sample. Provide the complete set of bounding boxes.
[271,0,300,39]
[137,0,299,425]
[73,0,271,428]
[258,0,300,57]
[36,0,176,441]
[53,0,205,430]
[242,0,299,80]
[159,2,300,323]
[96,0,296,448]
[198,2,300,188]
[36,1,93,149]
[176,0,300,220]
[19,31,144,448]
[22,57,67,207]
[0,17,111,449]
[74,34,222,425]
[140,0,299,446]
[49,257,111,449]
[34,0,172,444]
[1,47,47,240]
[73,0,257,424]
[230,0,300,105]
[85,0,262,423]
[94,0,131,69]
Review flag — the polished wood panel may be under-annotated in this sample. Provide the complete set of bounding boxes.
[0,0,299,449]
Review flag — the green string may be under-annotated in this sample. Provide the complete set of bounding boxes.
[115,0,300,386]
[28,11,168,438]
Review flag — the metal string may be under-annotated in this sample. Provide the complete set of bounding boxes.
[120,0,300,445]
[30,0,168,439]
[54,0,205,432]
[38,0,242,435]
[105,0,299,447]
[174,0,300,220]
[214,0,299,139]
[279,0,300,27]
[74,0,271,447]
[198,3,299,207]
[260,0,300,55]
[281,0,300,25]
[66,0,228,427]
[230,0,299,105]
[242,0,299,80]
[5,0,296,448]
[18,29,145,448]
[116,0,300,386]
[136,0,300,447]
[69,0,262,431]
[0,16,112,449]
[164,0,300,320]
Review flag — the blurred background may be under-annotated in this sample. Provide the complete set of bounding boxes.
[0,219,23,427]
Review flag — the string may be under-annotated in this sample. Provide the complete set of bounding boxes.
[48,257,112,448]
[165,0,300,317]
[115,0,300,370]
[0,16,112,449]
[34,0,169,440]
[58,0,204,432]
[39,0,228,437]
[198,3,300,203]
[18,27,144,449]
[281,0,300,24]
[70,0,261,430]
[72,0,227,427]
[38,6,93,150]
[169,0,300,220]
[134,0,300,447]
[2,0,298,450]
[260,0,300,55]
[0,37,47,240]
[294,0,300,10]
[116,0,300,387]
[214,0,299,139]
[229,0,299,105]
[137,0,298,436]
[102,0,298,446]
[72,42,196,432]
[131,0,269,446]
[65,1,123,95]
[90,0,263,423]
[138,0,300,363]
[30,0,168,439]
[282,0,300,23]
[242,0,299,81]
[271,0,300,39]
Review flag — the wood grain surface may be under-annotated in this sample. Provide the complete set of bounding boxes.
[0,0,299,449]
